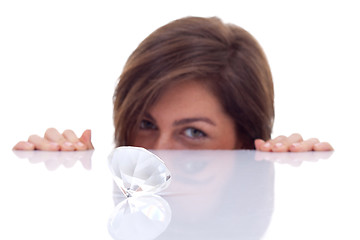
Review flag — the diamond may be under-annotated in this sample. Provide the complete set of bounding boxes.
[108,147,172,198]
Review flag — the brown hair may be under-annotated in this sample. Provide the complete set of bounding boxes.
[113,16,274,149]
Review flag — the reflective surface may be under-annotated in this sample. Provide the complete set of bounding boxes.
[1,149,359,239]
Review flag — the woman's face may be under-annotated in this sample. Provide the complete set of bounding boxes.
[132,81,239,149]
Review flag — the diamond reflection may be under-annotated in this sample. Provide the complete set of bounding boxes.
[108,147,171,198]
[108,195,172,240]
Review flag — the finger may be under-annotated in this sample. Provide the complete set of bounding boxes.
[44,128,65,143]
[289,138,320,152]
[44,128,76,151]
[313,142,334,151]
[62,129,87,151]
[259,135,286,152]
[62,129,78,142]
[254,139,265,150]
[272,133,303,152]
[28,135,60,151]
[79,129,94,150]
[270,135,287,144]
[13,141,35,151]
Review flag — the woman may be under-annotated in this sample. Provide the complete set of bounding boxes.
[13,17,333,152]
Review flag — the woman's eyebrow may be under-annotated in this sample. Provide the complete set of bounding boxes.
[173,118,216,126]
[144,112,157,123]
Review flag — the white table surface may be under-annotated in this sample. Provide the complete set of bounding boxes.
[1,148,359,240]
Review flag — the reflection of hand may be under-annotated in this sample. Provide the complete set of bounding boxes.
[255,133,333,152]
[254,151,333,167]
[13,128,94,151]
[12,150,93,170]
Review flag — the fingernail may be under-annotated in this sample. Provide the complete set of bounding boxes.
[49,142,60,150]
[63,142,74,147]
[275,142,283,148]
[292,143,301,147]
[76,142,85,147]
[18,142,35,150]
[264,142,271,148]
[24,142,34,147]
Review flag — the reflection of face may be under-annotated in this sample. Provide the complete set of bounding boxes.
[154,150,236,219]
[132,81,238,150]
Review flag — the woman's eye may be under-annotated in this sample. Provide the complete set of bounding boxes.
[183,128,207,139]
[140,120,157,130]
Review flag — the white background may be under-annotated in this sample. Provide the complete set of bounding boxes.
[1,0,359,151]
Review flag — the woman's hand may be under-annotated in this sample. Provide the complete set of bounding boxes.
[255,133,333,152]
[13,128,94,151]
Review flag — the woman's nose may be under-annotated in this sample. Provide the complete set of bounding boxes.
[152,134,177,150]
